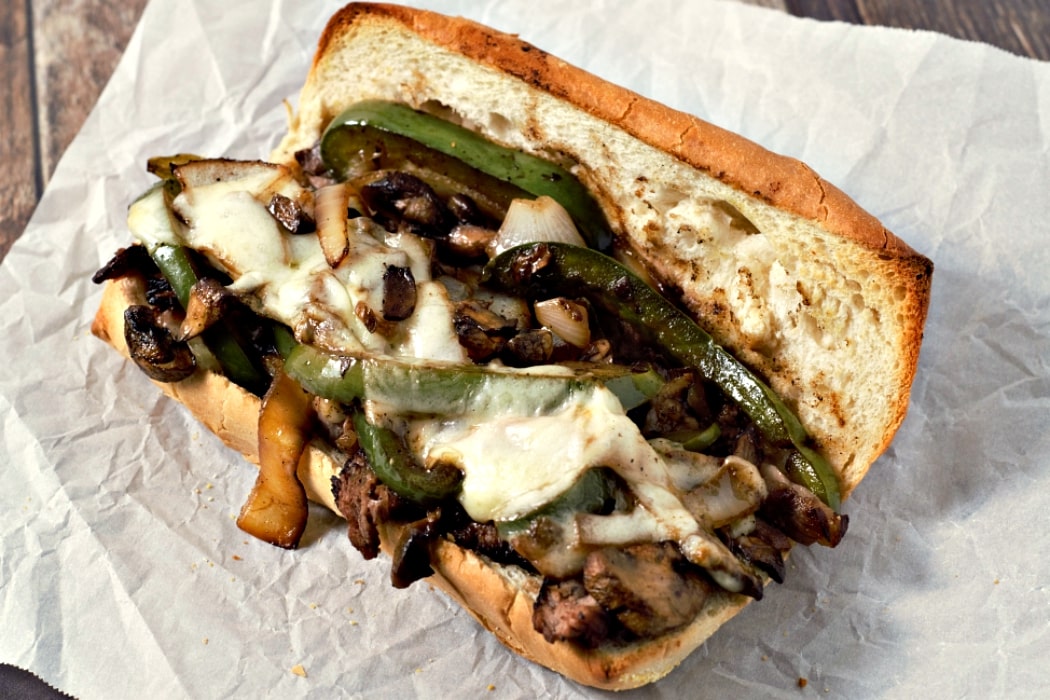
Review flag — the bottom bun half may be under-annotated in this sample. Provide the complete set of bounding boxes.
[92,275,753,691]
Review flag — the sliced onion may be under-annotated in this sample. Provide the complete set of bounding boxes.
[534,297,591,348]
[577,508,665,547]
[314,183,350,267]
[236,369,312,549]
[681,456,767,530]
[490,196,586,257]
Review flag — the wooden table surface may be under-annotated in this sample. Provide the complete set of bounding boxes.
[1,0,1047,263]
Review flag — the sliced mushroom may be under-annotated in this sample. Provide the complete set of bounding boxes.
[92,245,155,284]
[390,510,442,589]
[267,193,316,234]
[502,328,554,366]
[177,278,231,341]
[360,171,454,236]
[123,305,196,382]
[381,265,417,321]
[759,463,849,547]
[236,369,313,549]
[729,531,786,584]
[447,192,486,225]
[453,300,516,362]
[444,223,497,259]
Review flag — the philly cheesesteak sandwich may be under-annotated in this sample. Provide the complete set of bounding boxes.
[91,3,932,690]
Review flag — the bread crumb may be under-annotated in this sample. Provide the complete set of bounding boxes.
[487,684,496,692]
[310,603,318,609]
[290,664,307,678]
[798,677,808,688]
[232,555,242,561]
[202,638,208,645]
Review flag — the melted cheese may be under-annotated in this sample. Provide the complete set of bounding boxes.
[128,168,466,363]
[127,163,762,580]
[404,386,702,545]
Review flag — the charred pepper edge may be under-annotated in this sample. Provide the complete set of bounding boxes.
[483,242,842,510]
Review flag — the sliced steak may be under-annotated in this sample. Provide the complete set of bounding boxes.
[331,447,405,560]
[583,542,712,638]
[532,578,612,648]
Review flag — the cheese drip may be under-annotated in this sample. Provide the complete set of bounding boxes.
[403,387,700,540]
[127,164,466,363]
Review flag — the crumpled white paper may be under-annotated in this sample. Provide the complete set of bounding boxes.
[2,0,1049,697]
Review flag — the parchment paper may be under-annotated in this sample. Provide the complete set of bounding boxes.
[2,1,1049,697]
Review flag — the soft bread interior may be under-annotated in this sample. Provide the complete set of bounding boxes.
[272,3,931,497]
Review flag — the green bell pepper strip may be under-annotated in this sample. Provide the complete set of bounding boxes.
[666,424,722,452]
[320,100,612,250]
[495,467,614,539]
[351,412,463,505]
[483,242,841,510]
[152,243,268,395]
[283,343,659,417]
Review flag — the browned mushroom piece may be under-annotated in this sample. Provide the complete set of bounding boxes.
[178,278,232,341]
[381,265,417,321]
[123,305,196,382]
[453,300,517,361]
[360,171,454,235]
[267,193,316,234]
[760,463,849,547]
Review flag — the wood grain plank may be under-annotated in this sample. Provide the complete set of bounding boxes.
[0,0,39,260]
[32,0,148,185]
[738,0,789,8]
[785,0,1049,61]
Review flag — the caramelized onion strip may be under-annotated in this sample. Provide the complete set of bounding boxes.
[236,369,313,548]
